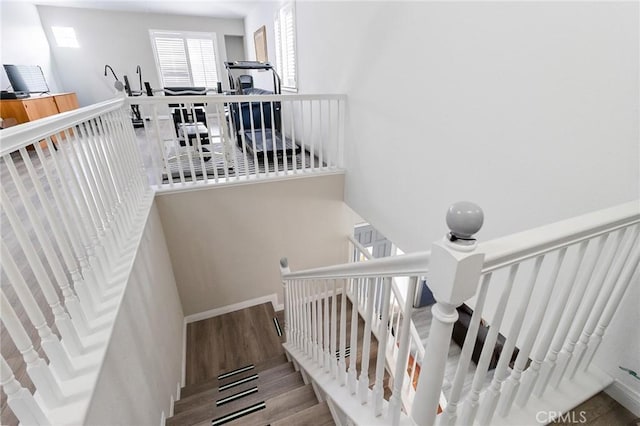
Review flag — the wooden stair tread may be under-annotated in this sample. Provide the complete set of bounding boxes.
[175,361,295,414]
[225,383,318,426]
[271,401,335,426]
[181,353,288,398]
[167,371,305,426]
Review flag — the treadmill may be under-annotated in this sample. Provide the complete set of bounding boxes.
[224,61,298,158]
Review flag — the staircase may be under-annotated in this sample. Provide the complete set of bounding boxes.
[166,304,335,426]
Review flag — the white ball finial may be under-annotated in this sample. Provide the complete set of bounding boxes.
[446,201,484,242]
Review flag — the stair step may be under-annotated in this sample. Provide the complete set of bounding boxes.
[181,354,288,398]
[167,371,305,426]
[272,401,335,426]
[216,386,258,407]
[175,361,295,414]
[224,384,318,426]
[217,364,255,381]
[211,401,266,426]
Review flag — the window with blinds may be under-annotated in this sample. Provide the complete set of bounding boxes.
[274,3,297,90]
[150,30,219,88]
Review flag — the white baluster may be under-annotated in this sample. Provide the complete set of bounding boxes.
[520,241,588,403]
[331,279,338,379]
[1,355,49,425]
[297,280,304,349]
[304,280,311,357]
[90,117,132,237]
[499,250,566,417]
[339,279,348,386]
[412,202,485,426]
[317,280,324,366]
[43,137,109,286]
[570,226,639,377]
[0,291,65,408]
[389,276,418,426]
[541,235,608,391]
[439,273,491,426]
[372,277,392,416]
[280,258,291,342]
[459,264,519,426]
[358,277,376,404]
[68,124,117,254]
[1,243,77,380]
[311,280,318,364]
[0,193,86,356]
[552,230,625,386]
[348,279,360,394]
[0,186,88,335]
[0,167,100,322]
[582,228,640,370]
[56,128,116,263]
[324,280,331,373]
[78,121,124,245]
[480,254,544,422]
[150,103,174,186]
[19,146,109,303]
[33,142,105,312]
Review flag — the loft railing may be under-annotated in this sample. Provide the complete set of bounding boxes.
[131,93,346,190]
[280,201,639,426]
[0,98,153,425]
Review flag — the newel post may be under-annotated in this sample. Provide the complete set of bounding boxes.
[411,202,485,426]
[279,257,291,343]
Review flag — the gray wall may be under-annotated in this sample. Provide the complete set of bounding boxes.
[36,6,245,106]
[85,203,184,425]
[156,174,357,316]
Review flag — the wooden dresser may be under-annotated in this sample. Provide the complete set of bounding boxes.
[0,92,79,125]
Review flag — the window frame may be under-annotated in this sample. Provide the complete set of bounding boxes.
[149,29,221,89]
[274,2,298,92]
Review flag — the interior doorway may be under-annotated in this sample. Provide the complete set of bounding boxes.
[224,35,246,62]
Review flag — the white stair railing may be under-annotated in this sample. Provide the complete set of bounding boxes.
[0,97,154,425]
[132,93,345,190]
[347,235,430,417]
[280,201,639,426]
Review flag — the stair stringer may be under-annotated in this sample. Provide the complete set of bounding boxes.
[283,342,415,426]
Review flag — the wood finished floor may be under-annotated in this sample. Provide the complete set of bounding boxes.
[185,302,285,385]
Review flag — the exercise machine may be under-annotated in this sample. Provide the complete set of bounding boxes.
[224,61,297,158]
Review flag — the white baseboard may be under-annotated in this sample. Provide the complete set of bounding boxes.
[184,293,279,324]
[605,380,640,417]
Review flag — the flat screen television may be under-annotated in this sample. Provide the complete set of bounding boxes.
[4,64,50,94]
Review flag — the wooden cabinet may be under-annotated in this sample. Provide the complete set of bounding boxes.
[53,93,79,113]
[0,92,79,124]
[0,92,79,147]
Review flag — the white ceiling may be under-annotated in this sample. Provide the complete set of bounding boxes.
[23,0,262,19]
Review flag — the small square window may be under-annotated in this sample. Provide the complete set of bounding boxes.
[51,27,79,48]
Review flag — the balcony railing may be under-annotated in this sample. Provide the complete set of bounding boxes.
[131,93,346,191]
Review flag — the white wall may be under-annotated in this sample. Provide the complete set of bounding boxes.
[282,1,638,252]
[0,1,61,92]
[242,1,281,90]
[85,203,184,425]
[35,6,245,106]
[155,174,357,316]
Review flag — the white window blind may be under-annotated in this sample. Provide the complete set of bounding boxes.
[150,31,219,88]
[275,3,297,90]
